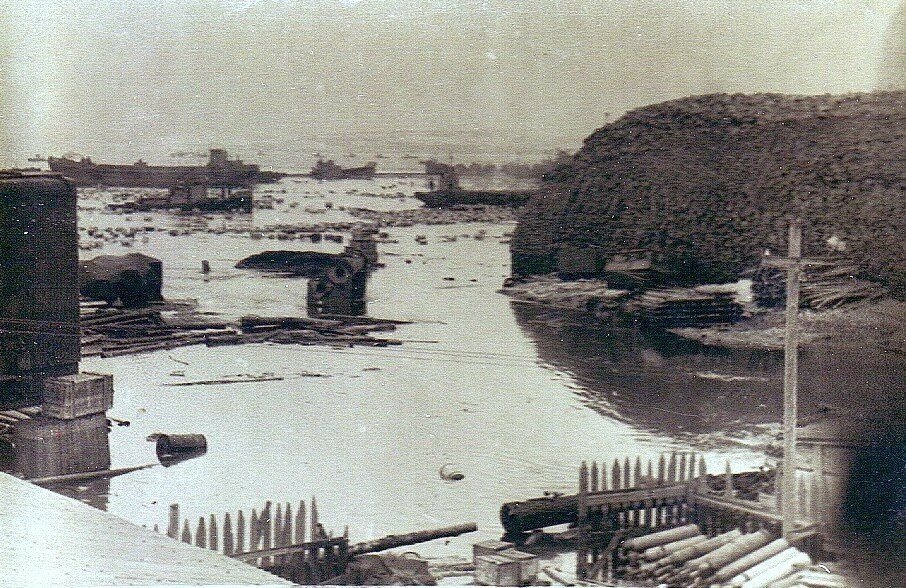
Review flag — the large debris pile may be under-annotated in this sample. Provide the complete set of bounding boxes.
[511,91,905,298]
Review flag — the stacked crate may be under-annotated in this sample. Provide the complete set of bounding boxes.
[473,541,539,586]
[13,372,113,479]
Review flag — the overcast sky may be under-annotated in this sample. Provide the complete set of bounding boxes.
[1,0,902,166]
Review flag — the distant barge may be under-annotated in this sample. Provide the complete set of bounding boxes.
[414,188,534,208]
[49,149,282,188]
[310,159,377,180]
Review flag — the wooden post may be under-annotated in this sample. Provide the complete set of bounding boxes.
[196,517,207,548]
[668,453,677,483]
[612,460,621,490]
[262,501,272,566]
[295,500,306,544]
[688,453,696,480]
[601,460,608,491]
[724,461,734,498]
[250,509,259,551]
[634,457,642,487]
[699,456,707,477]
[167,504,180,539]
[284,503,293,549]
[210,514,218,552]
[782,219,802,540]
[678,453,688,482]
[224,513,234,555]
[577,461,589,579]
[237,510,246,554]
[646,459,653,481]
[590,461,599,492]
[310,496,319,541]
[181,519,192,543]
[623,457,631,489]
[275,503,283,548]
[657,455,666,483]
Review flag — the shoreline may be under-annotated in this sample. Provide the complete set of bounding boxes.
[500,276,906,354]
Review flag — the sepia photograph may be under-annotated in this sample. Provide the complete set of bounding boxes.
[0,1,903,586]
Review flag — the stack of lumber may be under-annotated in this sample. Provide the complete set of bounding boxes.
[80,306,231,358]
[619,525,844,587]
[79,303,406,358]
[624,288,744,328]
[0,405,40,445]
[232,315,403,347]
[751,261,886,309]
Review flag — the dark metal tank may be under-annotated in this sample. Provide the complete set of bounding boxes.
[0,169,79,409]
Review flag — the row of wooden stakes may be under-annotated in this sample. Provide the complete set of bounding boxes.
[578,453,712,492]
[159,498,345,565]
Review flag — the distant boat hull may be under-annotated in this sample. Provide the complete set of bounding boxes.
[414,189,533,208]
[310,160,377,180]
[48,152,282,188]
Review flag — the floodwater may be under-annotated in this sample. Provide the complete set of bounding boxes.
[22,177,904,569]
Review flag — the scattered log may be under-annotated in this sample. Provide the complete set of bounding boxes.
[349,523,478,555]
[27,463,155,485]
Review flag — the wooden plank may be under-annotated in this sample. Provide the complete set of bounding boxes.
[236,510,246,554]
[223,512,234,556]
[167,504,179,539]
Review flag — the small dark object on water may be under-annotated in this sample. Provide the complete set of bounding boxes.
[201,260,210,274]
[439,464,465,481]
[152,433,207,455]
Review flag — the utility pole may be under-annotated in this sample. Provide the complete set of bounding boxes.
[763,218,805,539]
[781,219,802,539]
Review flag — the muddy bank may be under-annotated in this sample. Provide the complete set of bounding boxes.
[501,277,905,353]
[669,299,906,353]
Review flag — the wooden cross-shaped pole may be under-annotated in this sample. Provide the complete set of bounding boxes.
[781,219,802,539]
[760,219,807,537]
[757,216,830,538]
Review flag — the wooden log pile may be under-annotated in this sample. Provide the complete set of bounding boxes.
[751,260,886,309]
[79,302,405,358]
[618,525,844,587]
[79,305,230,358]
[624,288,744,328]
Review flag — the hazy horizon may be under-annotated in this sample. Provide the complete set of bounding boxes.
[2,0,903,169]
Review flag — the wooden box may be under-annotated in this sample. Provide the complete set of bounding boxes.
[475,555,522,586]
[43,372,113,419]
[12,414,110,479]
[500,549,539,583]
[473,540,516,563]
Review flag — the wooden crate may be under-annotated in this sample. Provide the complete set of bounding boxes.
[43,372,113,419]
[474,555,522,587]
[500,549,539,583]
[473,540,515,563]
[13,414,110,478]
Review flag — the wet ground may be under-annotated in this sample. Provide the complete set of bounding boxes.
[5,177,902,582]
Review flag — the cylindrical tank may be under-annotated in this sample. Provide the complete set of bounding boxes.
[155,433,207,455]
[0,170,79,407]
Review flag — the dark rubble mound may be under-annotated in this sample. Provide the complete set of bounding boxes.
[511,91,905,297]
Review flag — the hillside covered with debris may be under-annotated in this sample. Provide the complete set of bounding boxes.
[511,91,905,298]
